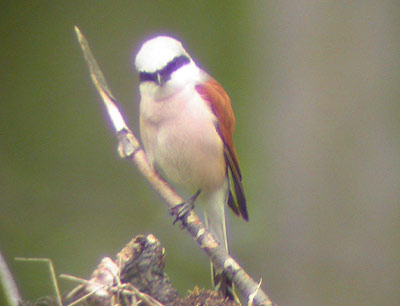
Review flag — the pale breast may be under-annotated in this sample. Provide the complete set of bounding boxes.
[140,85,226,193]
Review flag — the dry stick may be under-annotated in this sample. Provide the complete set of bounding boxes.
[15,257,63,306]
[61,273,165,306]
[0,252,20,306]
[74,26,274,306]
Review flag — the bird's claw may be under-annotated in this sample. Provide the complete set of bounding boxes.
[170,201,194,225]
[170,190,201,225]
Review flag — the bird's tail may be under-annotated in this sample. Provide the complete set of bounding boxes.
[203,179,236,301]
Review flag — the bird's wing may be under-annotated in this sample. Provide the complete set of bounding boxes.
[195,77,248,221]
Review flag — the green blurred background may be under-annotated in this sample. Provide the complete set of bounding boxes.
[1,1,399,305]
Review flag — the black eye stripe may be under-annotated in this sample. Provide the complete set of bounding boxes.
[139,72,158,83]
[162,55,190,77]
[139,55,190,83]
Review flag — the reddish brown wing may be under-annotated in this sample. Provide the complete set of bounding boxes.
[195,78,248,221]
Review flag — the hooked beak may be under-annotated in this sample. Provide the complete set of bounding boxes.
[156,73,162,86]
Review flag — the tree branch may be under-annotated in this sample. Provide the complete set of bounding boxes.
[0,252,20,306]
[74,26,274,306]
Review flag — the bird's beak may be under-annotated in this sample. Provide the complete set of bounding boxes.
[156,73,162,86]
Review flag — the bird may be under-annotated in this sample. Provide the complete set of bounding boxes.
[134,36,248,300]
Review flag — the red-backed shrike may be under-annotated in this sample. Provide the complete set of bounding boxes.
[134,36,248,300]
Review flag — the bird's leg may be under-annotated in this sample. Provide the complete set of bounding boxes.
[170,189,201,225]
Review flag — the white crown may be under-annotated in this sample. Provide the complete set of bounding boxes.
[135,36,191,73]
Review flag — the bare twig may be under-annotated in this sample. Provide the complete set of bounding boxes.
[61,274,108,306]
[0,252,20,306]
[74,26,274,306]
[15,257,63,306]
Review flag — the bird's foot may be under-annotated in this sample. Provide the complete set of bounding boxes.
[170,190,201,225]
